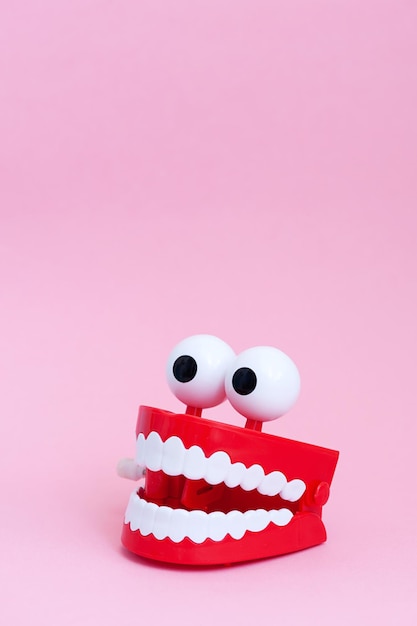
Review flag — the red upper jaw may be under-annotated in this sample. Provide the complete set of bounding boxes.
[121,406,339,565]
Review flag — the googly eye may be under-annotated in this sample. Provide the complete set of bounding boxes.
[166,335,235,409]
[225,347,300,422]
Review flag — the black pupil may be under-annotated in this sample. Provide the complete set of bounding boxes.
[232,367,257,395]
[173,355,197,383]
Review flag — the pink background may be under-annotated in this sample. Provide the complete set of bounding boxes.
[1,1,416,624]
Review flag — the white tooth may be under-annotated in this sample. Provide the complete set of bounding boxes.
[135,433,146,466]
[153,505,173,540]
[139,501,158,536]
[224,462,246,488]
[170,509,189,543]
[240,464,265,491]
[144,431,163,471]
[188,511,208,544]
[244,509,270,533]
[207,511,228,542]
[227,510,246,540]
[270,508,293,526]
[258,471,287,496]
[183,445,207,480]
[280,479,306,502]
[124,491,137,518]
[135,498,147,531]
[205,451,231,485]
[125,491,139,526]
[161,436,185,476]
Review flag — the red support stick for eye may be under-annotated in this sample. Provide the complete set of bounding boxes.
[245,419,263,431]
[186,406,202,417]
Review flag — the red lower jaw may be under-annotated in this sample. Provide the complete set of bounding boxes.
[121,512,327,565]
[121,406,339,565]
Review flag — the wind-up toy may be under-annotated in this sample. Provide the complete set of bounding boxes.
[117,335,339,565]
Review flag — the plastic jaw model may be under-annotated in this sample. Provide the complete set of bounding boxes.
[117,335,339,566]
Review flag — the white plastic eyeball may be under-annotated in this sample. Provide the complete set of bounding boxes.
[225,346,300,422]
[166,335,236,409]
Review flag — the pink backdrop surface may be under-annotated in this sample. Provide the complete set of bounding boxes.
[1,1,417,624]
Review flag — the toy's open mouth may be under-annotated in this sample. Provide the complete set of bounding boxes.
[121,406,339,565]
[125,432,307,543]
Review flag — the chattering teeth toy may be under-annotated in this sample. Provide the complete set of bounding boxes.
[117,335,339,565]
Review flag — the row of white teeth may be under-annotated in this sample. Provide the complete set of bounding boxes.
[125,491,294,543]
[135,431,306,502]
